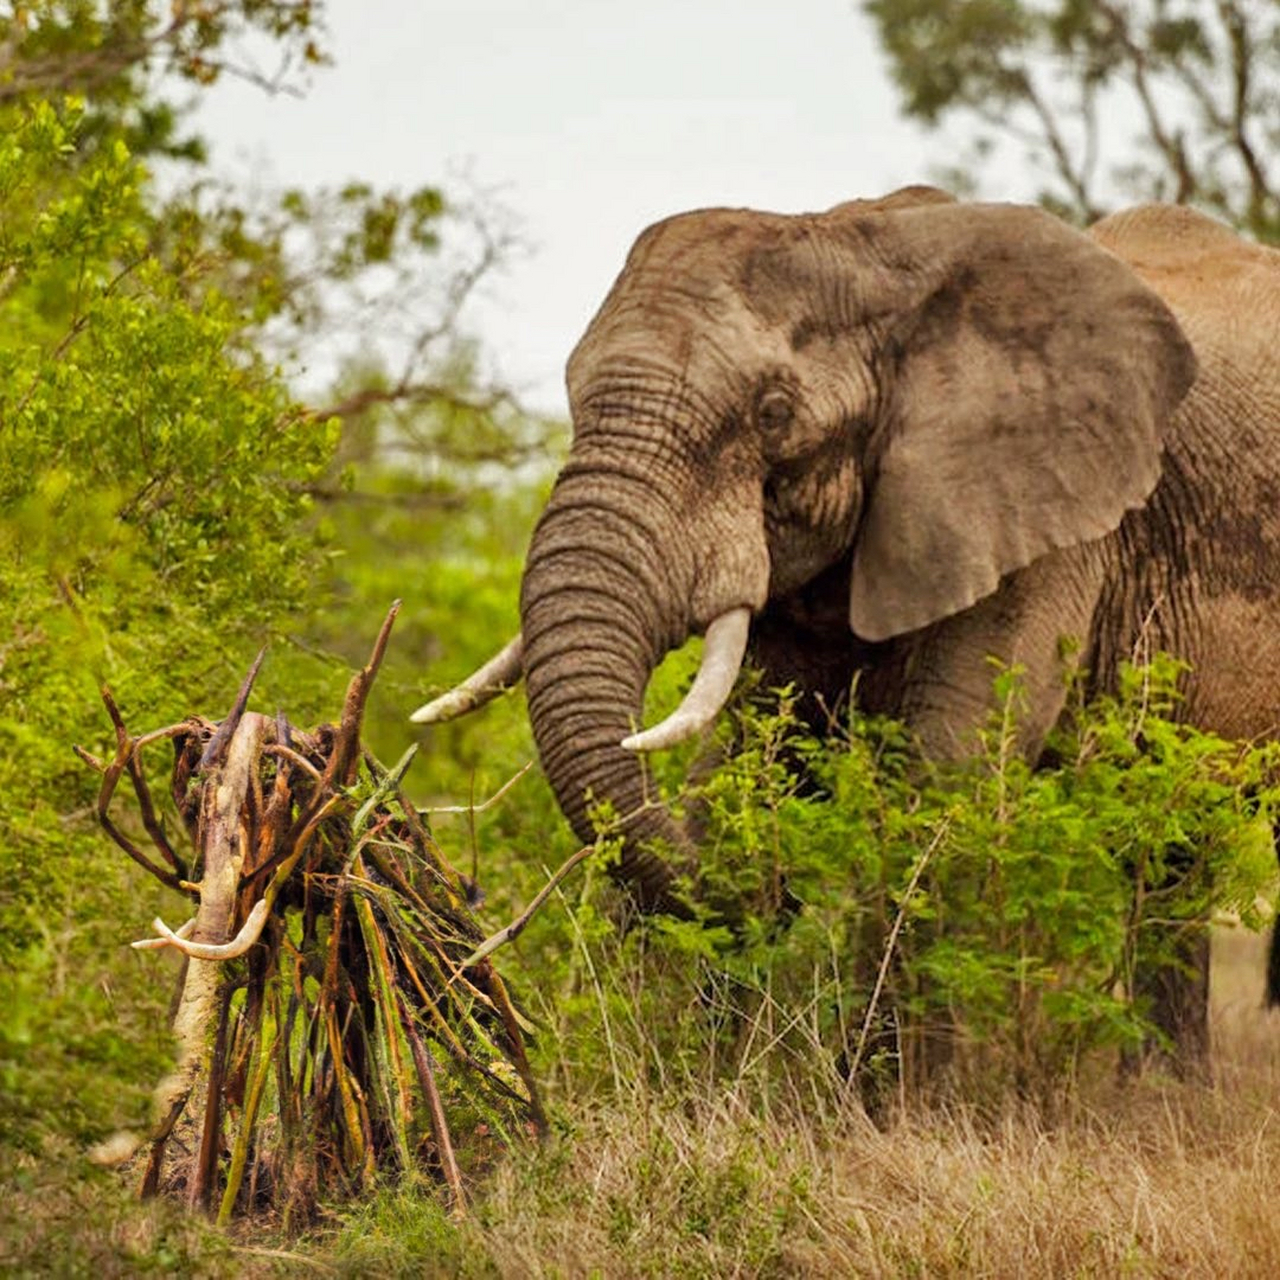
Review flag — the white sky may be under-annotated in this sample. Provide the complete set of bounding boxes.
[195,0,949,415]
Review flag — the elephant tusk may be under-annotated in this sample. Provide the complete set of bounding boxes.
[621,607,751,753]
[410,635,524,724]
[132,899,271,961]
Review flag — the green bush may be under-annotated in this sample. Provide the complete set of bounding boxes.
[0,100,338,1155]
[519,655,1278,1109]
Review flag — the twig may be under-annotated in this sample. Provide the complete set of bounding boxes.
[92,718,185,892]
[263,741,324,781]
[134,722,198,752]
[846,816,953,1085]
[124,742,187,880]
[291,602,400,839]
[477,961,546,1133]
[398,992,467,1217]
[337,600,399,774]
[244,792,343,892]
[456,844,595,971]
[425,761,533,815]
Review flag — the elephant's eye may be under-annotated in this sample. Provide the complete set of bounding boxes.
[756,389,794,434]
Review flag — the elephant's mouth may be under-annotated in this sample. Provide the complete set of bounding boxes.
[412,605,754,756]
[619,606,752,752]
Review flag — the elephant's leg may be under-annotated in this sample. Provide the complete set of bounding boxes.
[1121,788,1217,1077]
[864,546,1108,761]
[1129,910,1211,1077]
[1134,800,1280,1069]
[1122,838,1213,1078]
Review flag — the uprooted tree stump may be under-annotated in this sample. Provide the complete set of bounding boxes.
[78,603,542,1226]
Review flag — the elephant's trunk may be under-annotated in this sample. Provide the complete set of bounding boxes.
[519,467,697,912]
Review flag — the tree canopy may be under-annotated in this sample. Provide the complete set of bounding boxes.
[0,1,548,1162]
[866,0,1280,239]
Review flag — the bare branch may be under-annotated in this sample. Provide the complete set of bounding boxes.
[1020,69,1103,220]
[1217,0,1275,230]
[311,379,517,425]
[262,742,324,781]
[1098,3,1197,202]
[845,817,953,1085]
[125,741,188,881]
[424,760,533,816]
[200,645,268,768]
[134,898,271,960]
[398,992,468,1218]
[455,844,595,971]
[340,601,399,767]
[91,693,185,893]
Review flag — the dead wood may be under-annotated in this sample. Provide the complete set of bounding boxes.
[82,604,541,1225]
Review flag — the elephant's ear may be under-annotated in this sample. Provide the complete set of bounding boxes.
[845,202,1197,642]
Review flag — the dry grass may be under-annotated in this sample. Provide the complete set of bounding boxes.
[393,927,1280,1279]
[10,930,1280,1277]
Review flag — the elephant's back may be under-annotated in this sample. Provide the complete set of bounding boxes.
[1089,205,1280,386]
[1089,206,1280,742]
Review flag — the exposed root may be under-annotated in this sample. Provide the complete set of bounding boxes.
[87,603,541,1225]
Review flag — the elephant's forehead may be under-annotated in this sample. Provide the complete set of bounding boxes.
[624,208,809,285]
[568,285,781,394]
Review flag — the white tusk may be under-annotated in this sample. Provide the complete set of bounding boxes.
[410,635,524,724]
[132,899,271,960]
[621,607,751,753]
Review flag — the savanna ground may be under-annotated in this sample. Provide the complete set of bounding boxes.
[6,926,1280,1278]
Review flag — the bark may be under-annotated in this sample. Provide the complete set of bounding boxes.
[148,711,267,1199]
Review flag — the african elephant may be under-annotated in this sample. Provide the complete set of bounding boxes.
[414,187,1280,1062]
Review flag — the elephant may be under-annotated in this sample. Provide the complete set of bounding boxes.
[414,186,1280,1065]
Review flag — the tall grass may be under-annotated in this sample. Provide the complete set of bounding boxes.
[7,659,1280,1277]
[300,929,1280,1279]
[7,927,1278,1277]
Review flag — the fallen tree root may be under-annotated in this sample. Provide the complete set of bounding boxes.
[79,603,542,1225]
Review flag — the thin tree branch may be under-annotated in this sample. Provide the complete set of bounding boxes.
[1099,2,1197,203]
[456,844,595,972]
[398,992,468,1218]
[1020,68,1102,220]
[1217,0,1274,230]
[311,380,515,424]
[425,762,534,816]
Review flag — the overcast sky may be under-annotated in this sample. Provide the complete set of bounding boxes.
[196,0,949,415]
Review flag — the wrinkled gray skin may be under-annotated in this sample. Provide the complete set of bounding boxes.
[517,186,1280,1056]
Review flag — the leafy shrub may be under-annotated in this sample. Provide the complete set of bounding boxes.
[529,655,1278,1109]
[0,100,337,1154]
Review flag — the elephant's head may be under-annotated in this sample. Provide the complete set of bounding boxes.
[417,187,1196,909]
